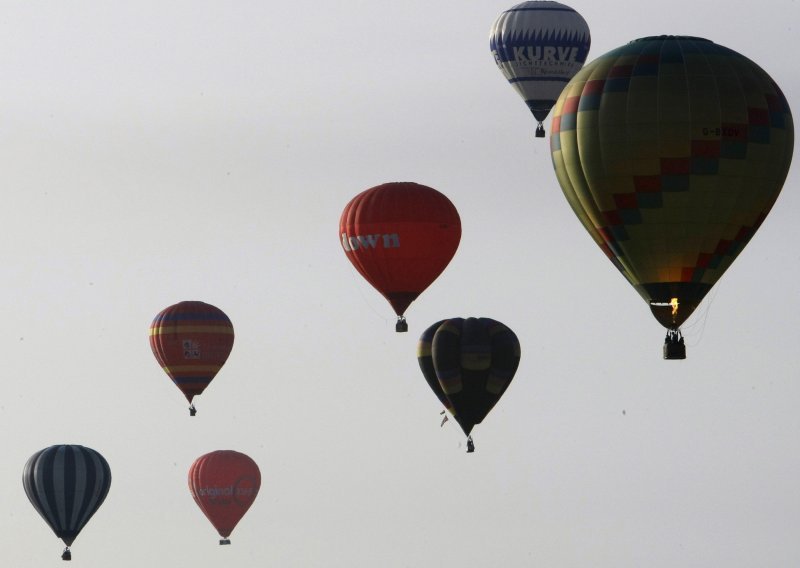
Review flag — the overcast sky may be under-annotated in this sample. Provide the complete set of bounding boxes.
[1,1,798,567]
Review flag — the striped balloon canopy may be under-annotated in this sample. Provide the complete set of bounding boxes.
[150,301,235,414]
[490,1,591,137]
[22,444,112,560]
[550,36,794,354]
[417,318,521,451]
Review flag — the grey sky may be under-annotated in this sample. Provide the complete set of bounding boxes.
[1,1,798,566]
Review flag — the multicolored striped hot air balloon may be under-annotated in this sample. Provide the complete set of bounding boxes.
[23,444,112,561]
[150,301,235,414]
[490,1,591,137]
[417,318,521,452]
[188,450,261,545]
[340,182,461,332]
[550,36,794,358]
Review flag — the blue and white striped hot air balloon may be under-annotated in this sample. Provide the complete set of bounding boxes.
[490,1,590,137]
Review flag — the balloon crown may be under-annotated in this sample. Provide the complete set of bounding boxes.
[631,35,713,43]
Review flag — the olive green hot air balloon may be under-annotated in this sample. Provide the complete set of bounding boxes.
[550,36,793,359]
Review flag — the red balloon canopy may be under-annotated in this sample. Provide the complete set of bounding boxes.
[149,301,234,413]
[340,182,461,328]
[188,450,261,544]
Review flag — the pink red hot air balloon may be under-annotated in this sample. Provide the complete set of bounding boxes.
[188,450,261,545]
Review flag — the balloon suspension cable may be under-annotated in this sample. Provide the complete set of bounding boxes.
[466,436,475,453]
[395,316,408,333]
[663,329,686,360]
[189,403,197,417]
[220,538,231,545]
[62,547,71,561]
[535,122,545,138]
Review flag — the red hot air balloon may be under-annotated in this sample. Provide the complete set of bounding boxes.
[188,450,261,545]
[340,182,461,332]
[150,301,234,415]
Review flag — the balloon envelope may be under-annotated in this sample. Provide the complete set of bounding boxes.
[23,445,111,556]
[150,301,235,405]
[340,182,461,324]
[551,36,794,330]
[188,450,261,543]
[417,318,521,437]
[490,1,590,132]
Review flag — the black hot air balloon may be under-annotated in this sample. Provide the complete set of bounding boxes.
[418,318,521,452]
[23,445,112,561]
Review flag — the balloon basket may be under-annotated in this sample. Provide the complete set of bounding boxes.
[466,436,475,453]
[189,404,197,416]
[62,547,71,561]
[395,317,408,333]
[663,331,686,360]
[219,538,231,545]
[535,123,545,138]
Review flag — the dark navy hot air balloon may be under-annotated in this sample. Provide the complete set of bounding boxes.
[418,318,521,452]
[23,445,112,561]
[490,1,591,137]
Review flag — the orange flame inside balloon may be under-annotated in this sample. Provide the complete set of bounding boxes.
[670,298,679,317]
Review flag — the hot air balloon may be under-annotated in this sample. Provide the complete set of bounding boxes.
[23,445,112,561]
[188,450,261,545]
[340,182,461,332]
[490,1,591,137]
[550,36,794,358]
[417,318,521,452]
[150,301,234,415]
